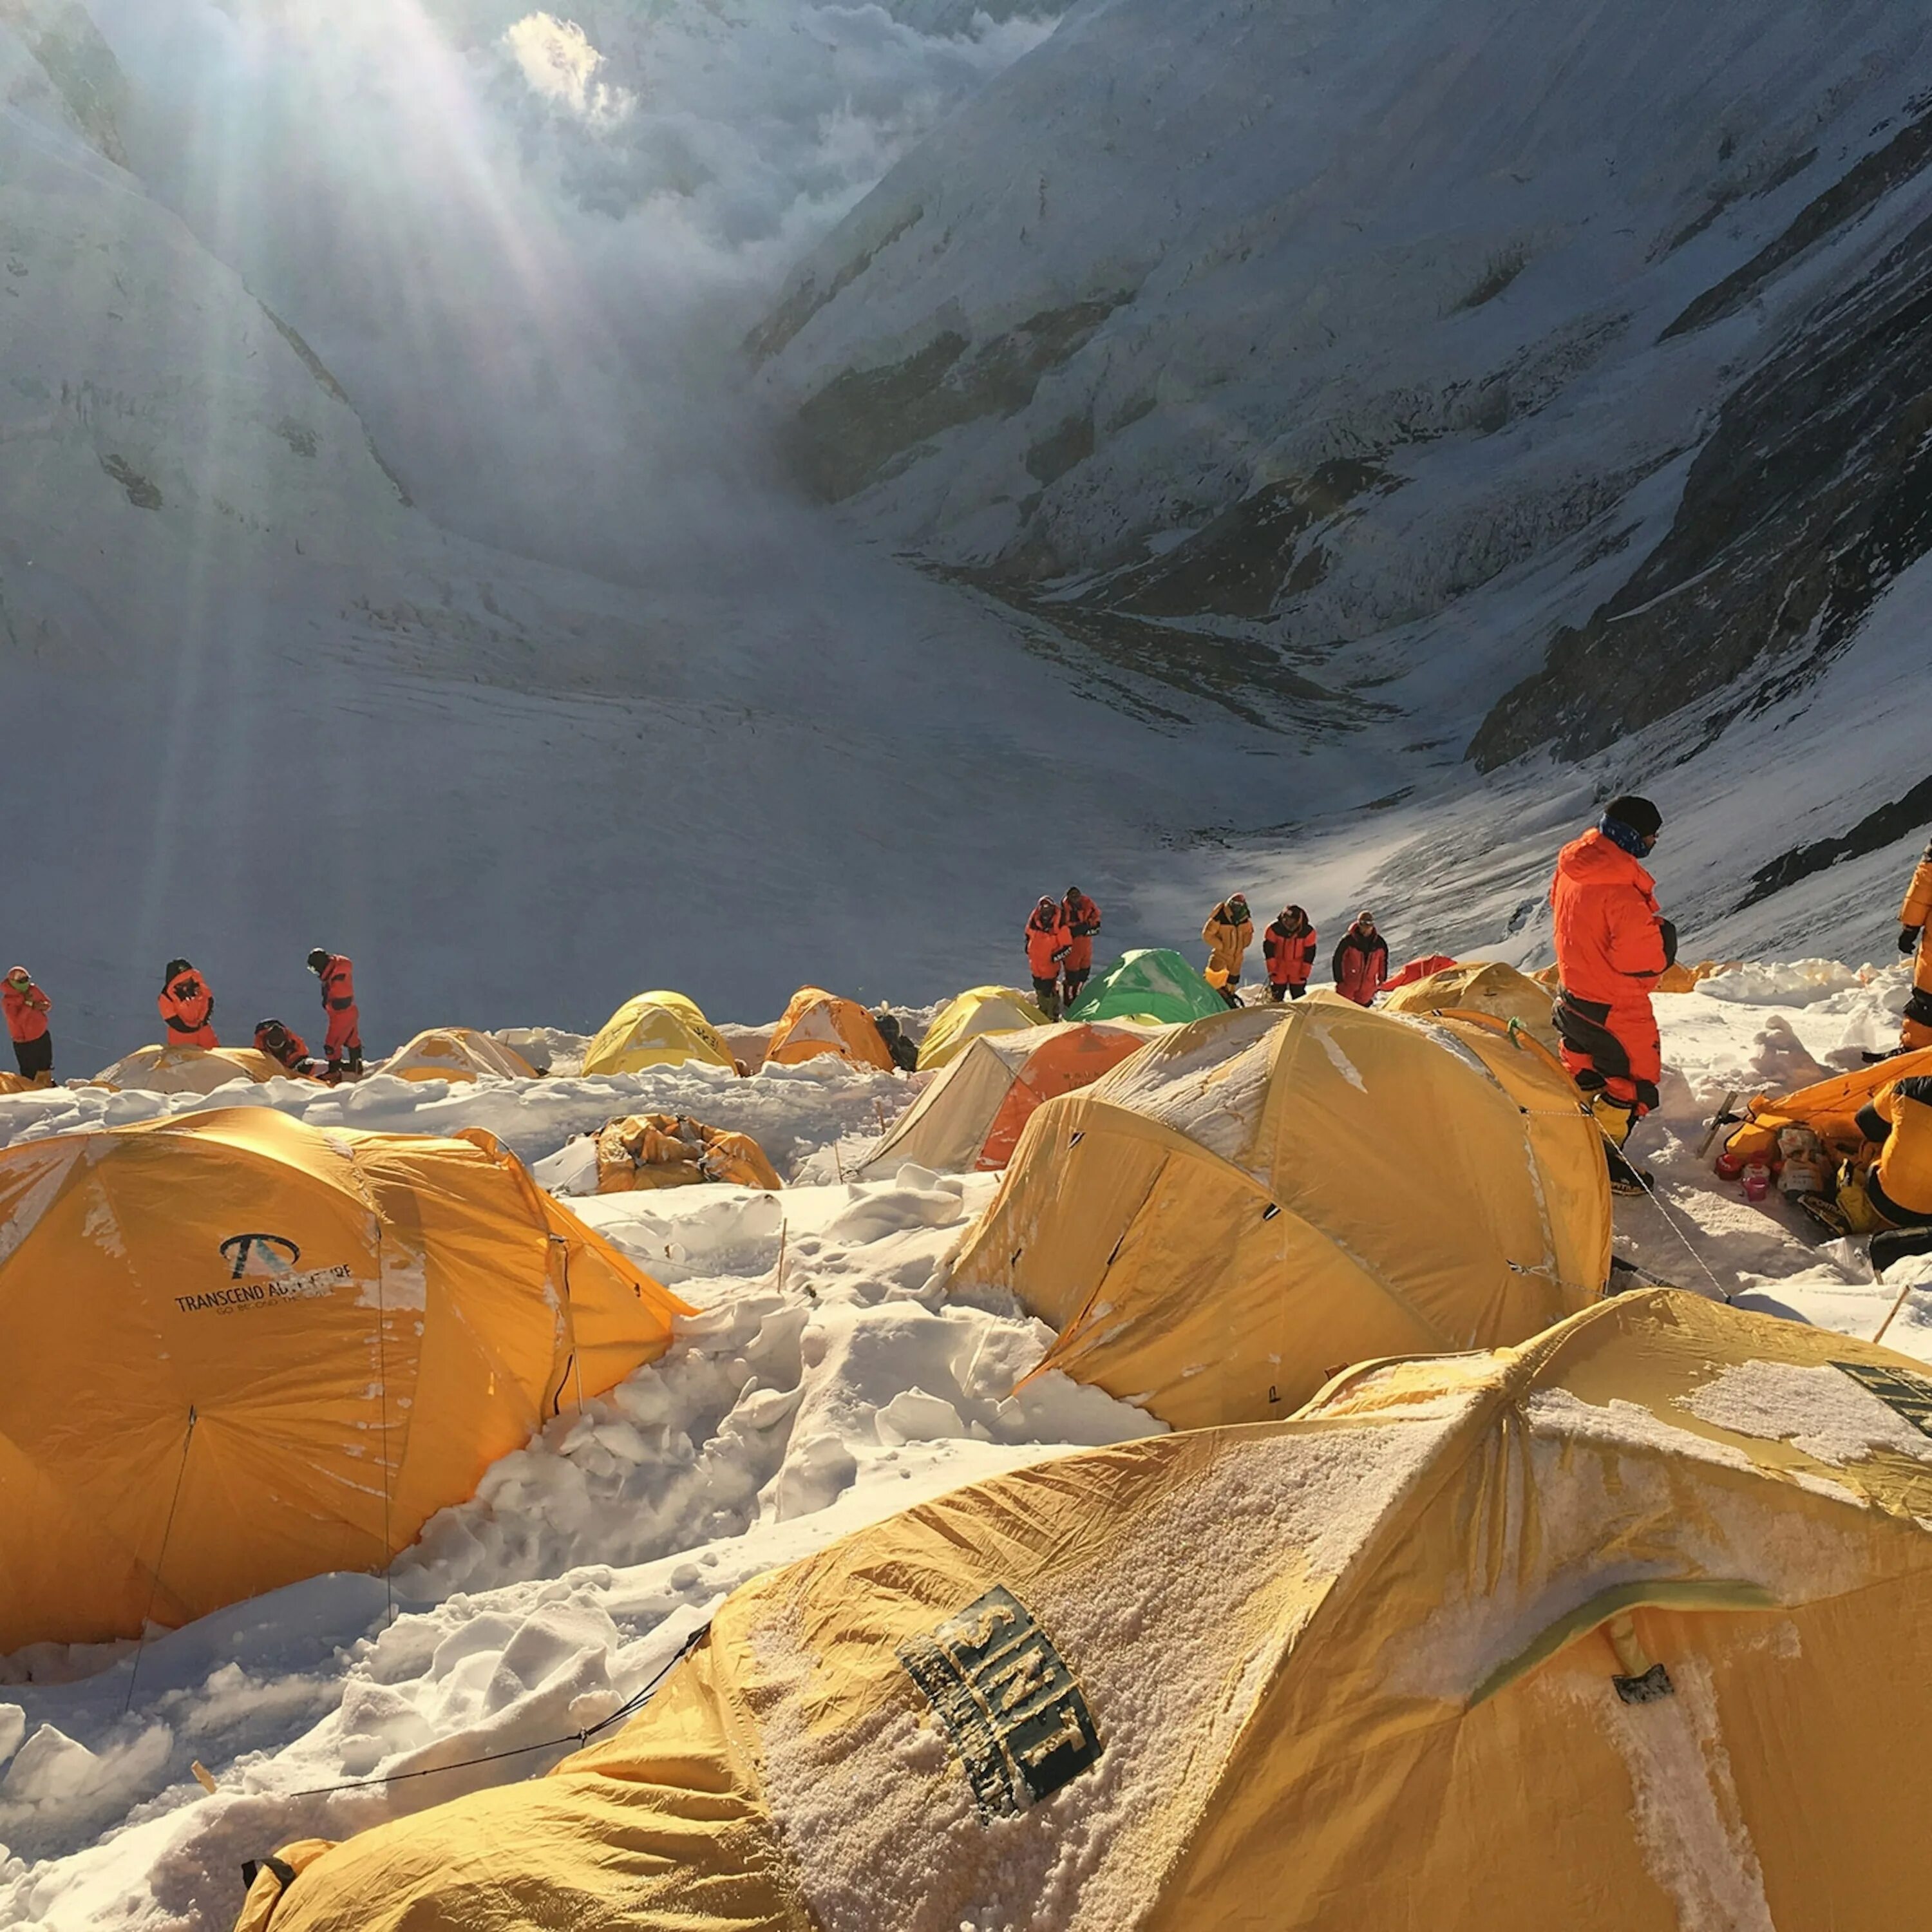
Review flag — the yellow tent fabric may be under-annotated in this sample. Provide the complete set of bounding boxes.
[916,986,1048,1071]
[949,1001,1610,1427]
[238,1289,1932,1932]
[1381,959,1560,1052]
[857,1023,1153,1177]
[1721,1043,1932,1166]
[379,1028,538,1083]
[762,989,895,1072]
[594,1115,783,1193]
[0,1072,44,1095]
[0,1109,690,1653]
[88,1043,292,1094]
[582,992,739,1077]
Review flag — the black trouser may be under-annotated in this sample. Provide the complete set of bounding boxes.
[1032,976,1062,1019]
[1218,969,1242,1010]
[1062,969,1090,1005]
[1266,982,1306,1003]
[12,1034,52,1079]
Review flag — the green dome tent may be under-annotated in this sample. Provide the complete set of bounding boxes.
[1065,947,1225,1026]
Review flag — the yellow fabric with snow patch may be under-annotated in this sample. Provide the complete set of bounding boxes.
[236,1291,1932,1931]
[914,986,1048,1070]
[1381,958,1561,1050]
[949,1001,1611,1427]
[87,1043,294,1093]
[762,988,896,1072]
[377,1027,538,1083]
[583,990,739,1077]
[0,1109,688,1652]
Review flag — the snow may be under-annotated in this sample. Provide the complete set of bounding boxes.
[5,965,1930,1928]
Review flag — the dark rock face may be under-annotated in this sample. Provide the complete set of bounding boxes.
[1472,187,1932,770]
[783,299,1125,503]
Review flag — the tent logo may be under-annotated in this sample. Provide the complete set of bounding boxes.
[898,1585,1102,1818]
[220,1233,302,1280]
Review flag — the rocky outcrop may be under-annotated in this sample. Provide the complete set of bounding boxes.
[1472,161,1932,769]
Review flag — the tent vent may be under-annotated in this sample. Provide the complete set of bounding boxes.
[1612,1663,1674,1704]
[1832,1359,1932,1437]
[1068,1131,1085,1146]
[1262,1203,1281,1220]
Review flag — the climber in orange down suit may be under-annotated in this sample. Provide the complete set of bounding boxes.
[1550,795,1676,1150]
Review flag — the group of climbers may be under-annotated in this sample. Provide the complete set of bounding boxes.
[163,949,363,1081]
[3,950,363,1089]
[1024,888,1103,1018]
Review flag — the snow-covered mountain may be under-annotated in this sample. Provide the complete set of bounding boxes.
[755,0,1932,961]
[0,0,1322,1060]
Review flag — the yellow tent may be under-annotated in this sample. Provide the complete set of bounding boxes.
[594,1114,783,1193]
[762,988,895,1072]
[88,1043,292,1094]
[379,1028,538,1083]
[1381,959,1560,1052]
[950,1001,1609,1427]
[582,992,739,1078]
[858,1023,1151,1177]
[0,1072,46,1096]
[916,985,1048,1071]
[236,1289,1932,1932]
[0,1109,689,1653]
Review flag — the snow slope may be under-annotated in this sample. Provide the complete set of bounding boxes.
[0,0,1346,1061]
[1,967,1929,1929]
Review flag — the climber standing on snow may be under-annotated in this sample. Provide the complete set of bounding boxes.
[1895,835,1932,1054]
[1025,896,1072,1019]
[1263,906,1318,1001]
[308,947,363,1079]
[1061,887,1103,1012]
[1331,911,1389,1006]
[3,967,53,1084]
[158,959,218,1048]
[1202,893,1254,1008]
[1550,794,1676,1164]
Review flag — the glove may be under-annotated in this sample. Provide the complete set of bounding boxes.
[1902,925,1922,957]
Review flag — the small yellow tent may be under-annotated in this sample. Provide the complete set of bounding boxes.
[950,1001,1609,1428]
[0,1109,689,1653]
[88,1043,291,1094]
[858,1023,1151,1177]
[762,988,895,1072]
[582,992,738,1077]
[0,1072,46,1096]
[1382,959,1560,1052]
[236,1290,1932,1932]
[916,986,1048,1071]
[379,1028,538,1083]
[593,1115,783,1193]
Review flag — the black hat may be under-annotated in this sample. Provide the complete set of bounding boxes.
[164,958,193,981]
[307,948,331,973]
[1602,795,1663,839]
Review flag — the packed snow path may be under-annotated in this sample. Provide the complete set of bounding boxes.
[0,960,1926,1930]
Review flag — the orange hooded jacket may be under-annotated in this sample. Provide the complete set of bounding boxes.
[1025,901,1071,979]
[1552,830,1670,1005]
[2,978,50,1044]
[317,954,361,1057]
[158,969,218,1049]
[1062,892,1103,974]
[1901,842,1932,1050]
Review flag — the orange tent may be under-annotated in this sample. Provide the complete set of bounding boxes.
[859,1023,1151,1176]
[0,1109,689,1651]
[762,988,895,1071]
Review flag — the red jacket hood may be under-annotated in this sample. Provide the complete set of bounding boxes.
[1555,828,1655,896]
